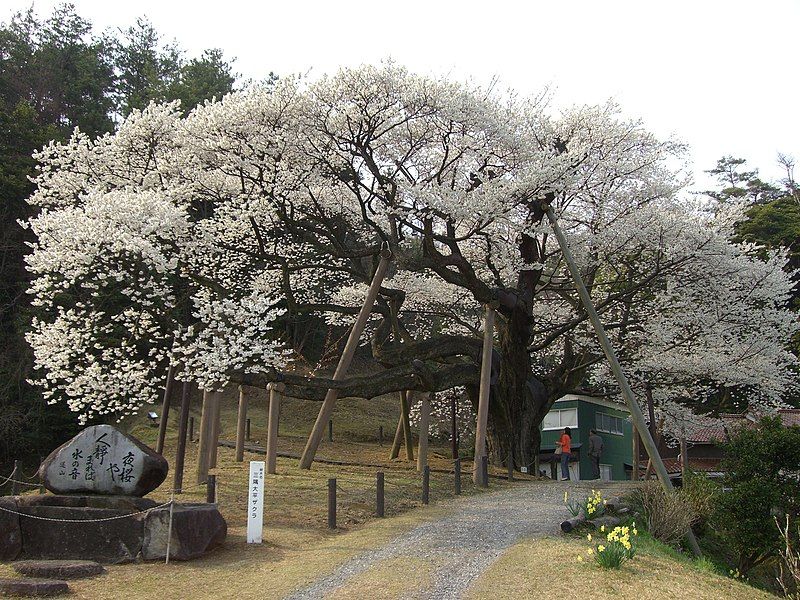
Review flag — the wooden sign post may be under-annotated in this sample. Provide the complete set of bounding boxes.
[247,461,265,544]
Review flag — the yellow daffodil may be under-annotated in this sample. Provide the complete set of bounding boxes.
[600,525,605,532]
[598,545,605,552]
[587,533,592,541]
[577,556,583,562]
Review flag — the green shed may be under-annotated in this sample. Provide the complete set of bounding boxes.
[538,394,633,481]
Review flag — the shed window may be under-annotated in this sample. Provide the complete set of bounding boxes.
[596,412,624,435]
[543,408,578,430]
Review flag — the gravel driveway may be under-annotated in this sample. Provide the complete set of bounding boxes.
[286,480,634,600]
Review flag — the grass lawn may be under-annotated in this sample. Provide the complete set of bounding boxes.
[467,536,773,600]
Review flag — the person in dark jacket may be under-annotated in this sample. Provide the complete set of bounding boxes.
[588,429,604,479]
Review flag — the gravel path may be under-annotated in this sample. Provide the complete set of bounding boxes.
[286,480,634,600]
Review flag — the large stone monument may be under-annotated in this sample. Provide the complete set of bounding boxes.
[0,425,226,564]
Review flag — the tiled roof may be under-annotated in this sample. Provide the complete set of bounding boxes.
[687,414,753,444]
[638,458,722,475]
[778,409,800,427]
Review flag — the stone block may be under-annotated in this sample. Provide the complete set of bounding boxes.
[12,560,105,580]
[0,578,69,596]
[17,506,144,564]
[142,503,227,561]
[0,497,21,561]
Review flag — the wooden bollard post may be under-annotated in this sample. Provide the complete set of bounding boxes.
[235,386,248,463]
[327,478,337,529]
[481,456,489,488]
[328,419,333,442]
[266,382,284,474]
[209,390,222,469]
[422,465,430,504]
[417,393,431,473]
[378,426,383,447]
[206,474,216,503]
[246,418,251,442]
[11,460,20,495]
[507,450,514,481]
[188,416,194,442]
[454,458,461,495]
[376,472,385,517]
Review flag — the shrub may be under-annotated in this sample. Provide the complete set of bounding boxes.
[681,470,720,532]
[628,481,697,547]
[712,416,800,575]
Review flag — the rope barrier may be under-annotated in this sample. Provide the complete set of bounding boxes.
[0,473,40,489]
[0,500,173,523]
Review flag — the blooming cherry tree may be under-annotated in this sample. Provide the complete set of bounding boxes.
[24,64,798,464]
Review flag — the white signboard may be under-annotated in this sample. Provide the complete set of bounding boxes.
[247,461,265,544]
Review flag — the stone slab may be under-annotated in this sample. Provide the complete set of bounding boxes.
[39,425,168,497]
[142,503,227,561]
[0,578,69,597]
[17,506,144,564]
[16,495,157,512]
[13,560,105,580]
[0,497,21,561]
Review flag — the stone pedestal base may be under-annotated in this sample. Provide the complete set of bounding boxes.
[0,496,226,564]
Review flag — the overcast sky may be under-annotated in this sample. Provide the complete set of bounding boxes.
[9,0,800,190]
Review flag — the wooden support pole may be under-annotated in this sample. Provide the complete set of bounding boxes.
[389,410,403,460]
[680,435,688,481]
[417,393,431,473]
[246,418,251,441]
[156,364,176,455]
[454,458,461,495]
[196,390,219,484]
[300,251,392,469]
[328,419,333,442]
[173,380,192,494]
[632,426,640,481]
[473,306,495,486]
[376,472,385,517]
[235,386,248,463]
[327,478,337,529]
[450,392,459,459]
[400,390,414,461]
[545,205,702,557]
[266,382,284,475]
[422,465,430,504]
[209,390,222,469]
[481,455,489,488]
